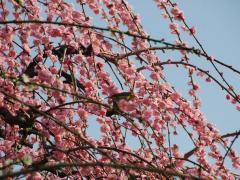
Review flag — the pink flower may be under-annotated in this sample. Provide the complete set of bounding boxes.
[8,50,16,58]
[74,54,84,63]
[171,6,181,16]
[85,81,94,89]
[208,56,215,61]
[48,28,62,37]
[97,117,105,124]
[49,66,58,74]
[170,6,185,20]
[150,72,159,81]
[37,67,53,83]
[27,172,43,180]
[54,151,66,160]
[41,36,50,44]
[100,123,111,133]
[153,121,161,131]
[142,110,152,120]
[190,26,197,34]
[80,168,92,176]
[206,77,211,82]
[169,23,179,34]
[231,99,237,104]
[236,105,240,111]
[54,134,62,144]
[33,39,41,46]
[78,108,88,119]
[170,92,181,101]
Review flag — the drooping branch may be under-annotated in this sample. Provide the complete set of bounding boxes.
[184,129,240,159]
[2,19,239,75]
[137,60,239,103]
[0,161,206,180]
[0,20,168,45]
[165,0,240,100]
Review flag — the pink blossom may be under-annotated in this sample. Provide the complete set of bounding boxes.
[142,110,152,120]
[171,6,181,16]
[170,92,181,101]
[97,117,105,124]
[74,54,84,63]
[150,72,160,81]
[48,28,62,37]
[49,66,58,74]
[100,123,111,133]
[208,56,215,61]
[236,105,240,111]
[78,108,88,119]
[27,172,44,180]
[85,81,94,89]
[8,50,16,58]
[37,67,53,83]
[171,6,185,20]
[54,134,62,144]
[169,23,179,34]
[190,26,197,34]
[0,1,238,179]
[54,151,66,160]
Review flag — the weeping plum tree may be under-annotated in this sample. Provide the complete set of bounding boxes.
[0,0,239,179]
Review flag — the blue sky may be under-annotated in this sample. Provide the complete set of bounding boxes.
[128,0,240,136]
[124,0,240,169]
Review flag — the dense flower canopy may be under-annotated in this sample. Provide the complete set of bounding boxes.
[0,0,239,179]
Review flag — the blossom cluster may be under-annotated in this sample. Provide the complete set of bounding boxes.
[0,0,239,179]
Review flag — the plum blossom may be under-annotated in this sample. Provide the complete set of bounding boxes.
[37,67,53,83]
[0,0,238,179]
